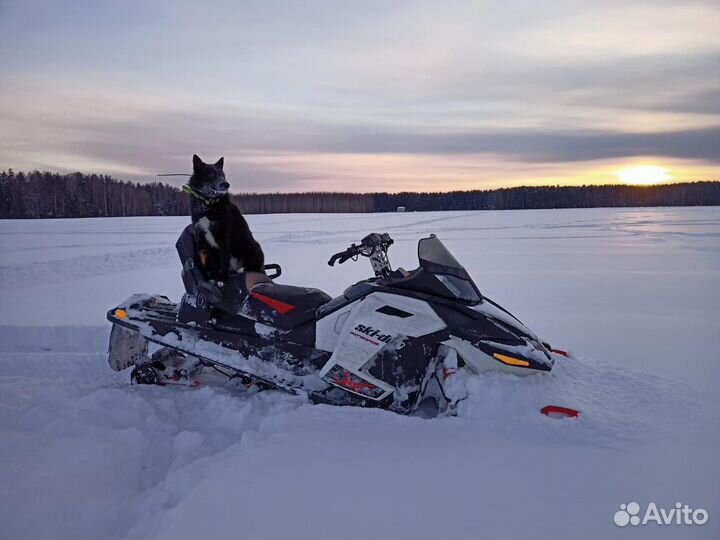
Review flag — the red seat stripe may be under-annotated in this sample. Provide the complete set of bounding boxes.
[250,291,295,314]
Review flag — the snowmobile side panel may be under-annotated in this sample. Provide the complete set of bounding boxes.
[318,292,447,402]
[315,303,355,353]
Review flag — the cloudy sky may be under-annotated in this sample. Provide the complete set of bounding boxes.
[1,0,718,192]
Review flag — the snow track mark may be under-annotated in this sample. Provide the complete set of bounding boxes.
[0,247,176,290]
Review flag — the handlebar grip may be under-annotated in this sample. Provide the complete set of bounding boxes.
[328,247,357,266]
[328,251,345,266]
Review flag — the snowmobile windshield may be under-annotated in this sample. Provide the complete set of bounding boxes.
[417,236,482,305]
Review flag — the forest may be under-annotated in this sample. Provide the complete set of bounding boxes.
[1,169,718,218]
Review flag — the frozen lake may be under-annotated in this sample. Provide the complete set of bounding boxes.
[1,207,719,539]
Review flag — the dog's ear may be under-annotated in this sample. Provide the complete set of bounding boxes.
[215,157,224,170]
[193,154,204,171]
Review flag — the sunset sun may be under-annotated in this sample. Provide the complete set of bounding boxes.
[617,165,672,186]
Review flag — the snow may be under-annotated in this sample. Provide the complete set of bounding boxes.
[1,207,719,540]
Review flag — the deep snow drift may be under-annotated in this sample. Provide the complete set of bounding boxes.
[1,208,718,540]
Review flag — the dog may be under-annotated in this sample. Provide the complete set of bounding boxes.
[185,154,265,282]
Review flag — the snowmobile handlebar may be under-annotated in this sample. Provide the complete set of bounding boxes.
[327,233,394,267]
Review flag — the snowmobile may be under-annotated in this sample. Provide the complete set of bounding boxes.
[107,227,555,414]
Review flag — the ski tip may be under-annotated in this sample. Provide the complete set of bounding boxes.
[541,405,580,418]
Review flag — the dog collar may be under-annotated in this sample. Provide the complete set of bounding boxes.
[183,185,218,206]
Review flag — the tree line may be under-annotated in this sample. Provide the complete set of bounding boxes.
[1,169,718,219]
[0,170,189,218]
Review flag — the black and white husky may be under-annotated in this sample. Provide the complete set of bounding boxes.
[185,154,265,282]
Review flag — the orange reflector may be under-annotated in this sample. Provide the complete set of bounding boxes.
[114,309,128,319]
[493,352,530,367]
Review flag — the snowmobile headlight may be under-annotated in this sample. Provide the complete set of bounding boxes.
[492,352,529,367]
[114,309,128,319]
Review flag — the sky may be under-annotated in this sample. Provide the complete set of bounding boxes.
[0,0,719,193]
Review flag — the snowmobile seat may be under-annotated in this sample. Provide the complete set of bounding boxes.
[240,282,332,330]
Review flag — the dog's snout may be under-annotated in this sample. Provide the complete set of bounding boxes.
[220,182,230,190]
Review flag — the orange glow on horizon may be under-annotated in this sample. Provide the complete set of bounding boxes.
[616,165,673,186]
[225,151,711,193]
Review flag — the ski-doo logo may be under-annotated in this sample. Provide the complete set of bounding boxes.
[352,324,392,344]
[613,501,708,527]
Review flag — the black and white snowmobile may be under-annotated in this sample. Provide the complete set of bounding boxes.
[107,227,555,414]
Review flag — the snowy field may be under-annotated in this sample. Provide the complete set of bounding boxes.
[1,207,719,540]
